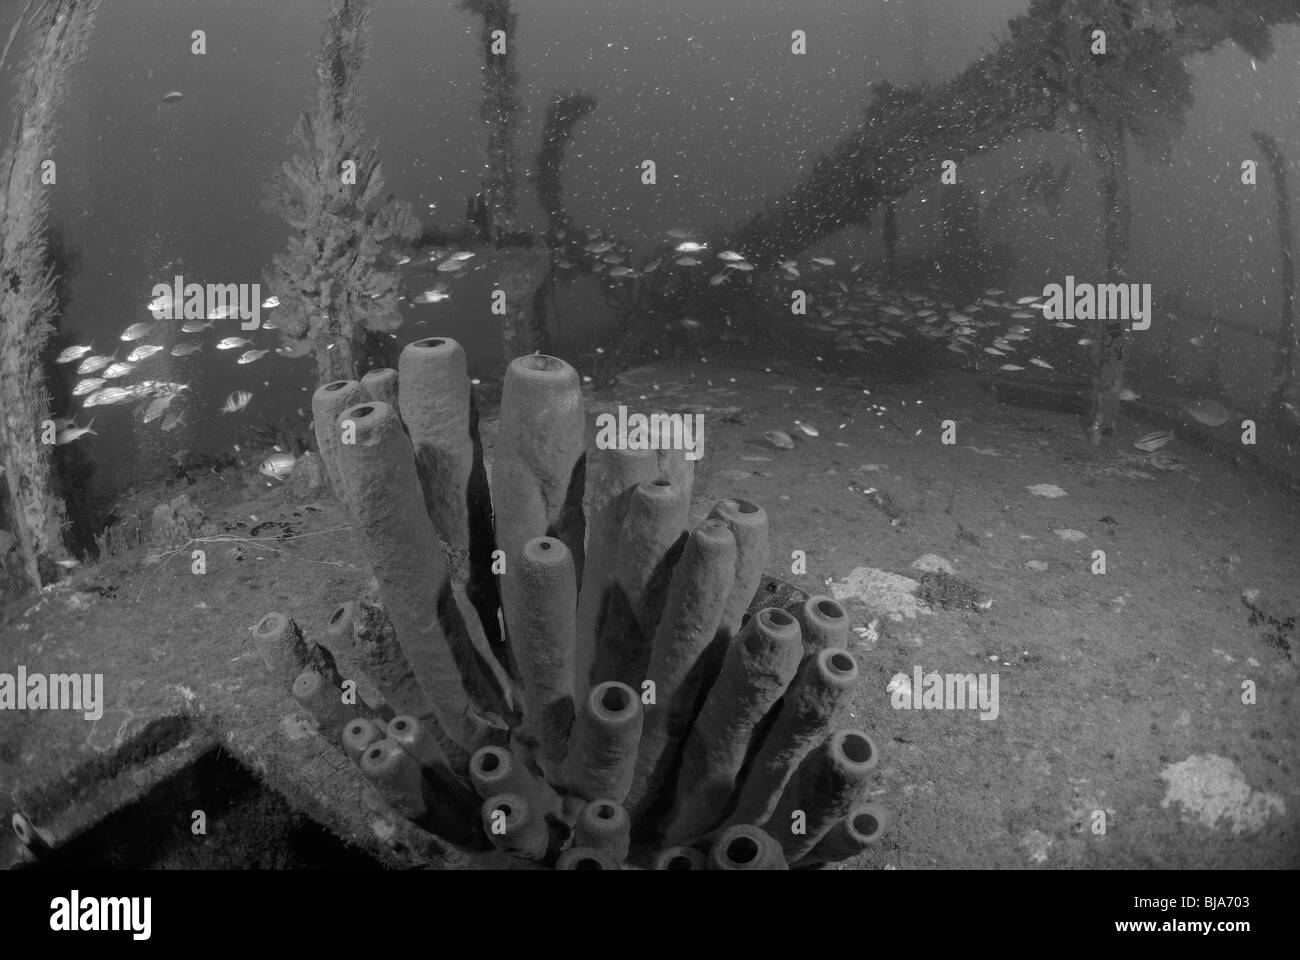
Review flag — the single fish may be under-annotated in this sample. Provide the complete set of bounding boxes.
[102,362,136,379]
[160,409,185,432]
[1118,387,1140,402]
[395,255,411,266]
[601,253,625,265]
[727,261,755,272]
[1076,338,1096,346]
[261,295,280,309]
[162,90,184,103]
[120,322,154,342]
[74,351,114,374]
[764,429,795,450]
[999,364,1026,371]
[217,337,254,350]
[55,343,94,364]
[810,257,835,267]
[126,343,165,362]
[83,386,136,408]
[984,288,1005,296]
[1029,358,1054,369]
[717,250,746,262]
[142,395,175,424]
[54,417,96,445]
[585,240,614,254]
[1016,296,1041,305]
[447,250,476,262]
[641,258,661,273]
[675,241,708,254]
[984,347,1006,356]
[258,451,298,480]
[608,265,636,278]
[180,319,214,333]
[436,259,467,273]
[794,421,819,437]
[674,256,701,267]
[221,390,253,415]
[412,288,451,304]
[666,228,692,240]
[207,304,235,321]
[1053,321,1077,329]
[1133,430,1171,452]
[147,293,174,312]
[72,377,106,397]
[171,341,204,357]
[1011,311,1034,319]
[236,349,269,365]
[1188,336,1205,347]
[1183,398,1230,427]
[709,272,730,286]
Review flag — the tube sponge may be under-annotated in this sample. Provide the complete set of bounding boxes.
[333,400,493,750]
[727,646,860,827]
[707,824,788,870]
[764,728,879,862]
[311,379,368,503]
[563,681,643,803]
[796,595,850,656]
[511,536,577,781]
[573,446,659,707]
[573,799,631,864]
[791,802,893,869]
[665,607,803,841]
[626,516,737,818]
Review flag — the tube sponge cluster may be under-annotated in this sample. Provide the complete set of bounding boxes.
[257,337,892,869]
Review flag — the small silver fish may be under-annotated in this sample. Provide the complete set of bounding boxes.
[1029,358,1053,369]
[810,257,836,267]
[717,250,746,262]
[160,409,185,431]
[448,250,476,262]
[1183,398,1230,427]
[217,337,254,350]
[221,390,253,414]
[84,387,136,407]
[56,343,94,364]
[236,349,269,365]
[984,347,1006,356]
[674,256,701,267]
[764,429,795,450]
[180,319,213,333]
[171,342,204,357]
[674,241,707,253]
[142,395,174,424]
[162,90,184,103]
[794,421,819,437]
[101,362,136,379]
[120,322,155,342]
[72,377,106,397]
[258,451,297,480]
[1118,387,1140,401]
[999,364,1026,371]
[76,354,115,375]
[436,259,467,273]
[709,272,730,286]
[127,344,165,362]
[413,287,451,304]
[261,295,280,309]
[1133,430,1171,452]
[608,266,636,278]
[55,417,96,445]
